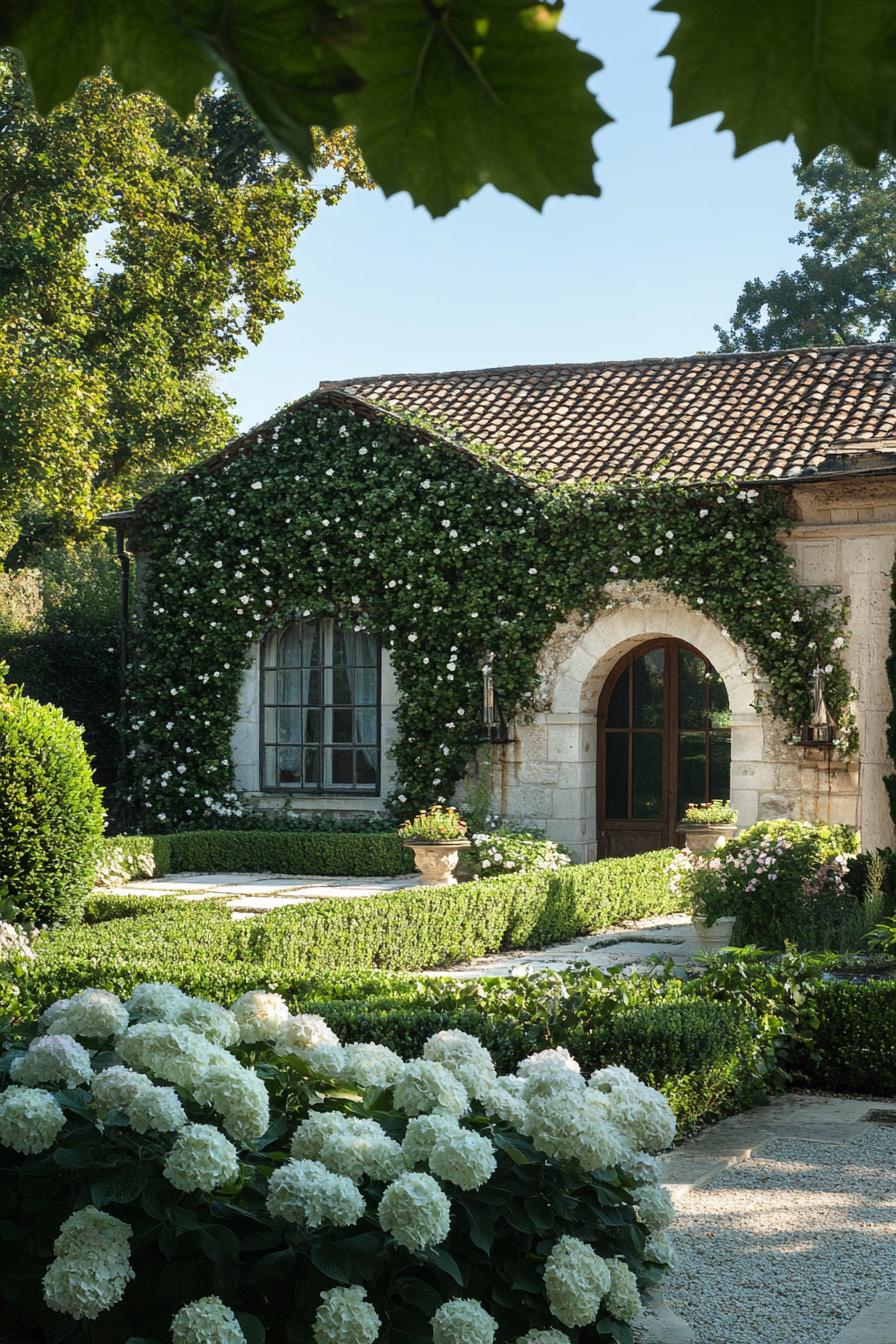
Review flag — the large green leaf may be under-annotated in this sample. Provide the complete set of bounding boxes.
[337,0,606,214]
[656,0,896,165]
[192,0,359,168]
[0,0,215,114]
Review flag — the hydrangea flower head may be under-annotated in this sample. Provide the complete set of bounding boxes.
[312,1285,380,1344]
[431,1298,497,1344]
[378,1171,450,1250]
[163,1123,240,1193]
[10,1034,92,1089]
[171,1296,246,1344]
[543,1236,611,1328]
[0,1085,66,1153]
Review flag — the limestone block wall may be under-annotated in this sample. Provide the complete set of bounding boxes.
[486,476,896,860]
[230,644,401,817]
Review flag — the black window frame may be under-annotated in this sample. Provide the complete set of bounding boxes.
[259,617,381,795]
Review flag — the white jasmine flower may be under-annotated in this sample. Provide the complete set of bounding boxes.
[163,1123,240,1193]
[266,1158,364,1228]
[10,1034,92,1089]
[378,1171,451,1249]
[230,990,290,1044]
[393,1059,469,1117]
[432,1298,497,1344]
[428,1127,496,1190]
[127,1085,187,1135]
[543,1236,611,1328]
[313,1285,380,1344]
[172,1296,246,1344]
[0,1085,66,1153]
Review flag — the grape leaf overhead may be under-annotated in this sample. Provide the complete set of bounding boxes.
[656,0,896,168]
[3,0,896,217]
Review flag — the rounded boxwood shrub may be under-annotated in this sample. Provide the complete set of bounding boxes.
[0,670,104,925]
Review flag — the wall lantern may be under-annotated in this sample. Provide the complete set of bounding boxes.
[482,654,511,743]
[801,663,837,750]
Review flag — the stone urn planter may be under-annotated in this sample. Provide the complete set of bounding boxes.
[403,839,471,886]
[691,913,736,951]
[682,823,738,854]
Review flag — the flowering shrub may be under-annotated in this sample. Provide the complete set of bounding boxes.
[0,982,676,1343]
[120,401,855,829]
[670,819,860,947]
[468,826,571,877]
[398,805,468,843]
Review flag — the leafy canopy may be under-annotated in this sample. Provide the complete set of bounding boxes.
[4,1,896,217]
[717,150,896,351]
[0,57,369,562]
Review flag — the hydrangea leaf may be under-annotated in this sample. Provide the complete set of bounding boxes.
[335,0,607,215]
[656,0,896,166]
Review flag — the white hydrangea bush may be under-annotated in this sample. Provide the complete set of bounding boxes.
[0,982,675,1342]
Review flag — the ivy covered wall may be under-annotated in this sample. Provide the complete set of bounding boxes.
[123,397,854,831]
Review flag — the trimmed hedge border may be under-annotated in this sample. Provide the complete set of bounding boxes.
[793,980,896,1094]
[98,830,414,880]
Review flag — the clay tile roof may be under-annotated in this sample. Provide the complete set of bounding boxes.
[321,345,896,482]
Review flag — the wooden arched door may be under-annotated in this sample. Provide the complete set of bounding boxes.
[597,639,731,857]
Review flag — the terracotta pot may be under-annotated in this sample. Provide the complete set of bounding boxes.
[692,913,736,951]
[402,839,471,886]
[682,823,738,854]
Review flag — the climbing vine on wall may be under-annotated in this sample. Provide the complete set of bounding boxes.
[884,551,896,826]
[124,400,855,830]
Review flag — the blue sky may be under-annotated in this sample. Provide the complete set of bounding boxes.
[221,0,801,431]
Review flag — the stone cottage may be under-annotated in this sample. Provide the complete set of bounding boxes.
[106,346,896,859]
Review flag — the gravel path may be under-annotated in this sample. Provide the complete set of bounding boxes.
[664,1124,896,1343]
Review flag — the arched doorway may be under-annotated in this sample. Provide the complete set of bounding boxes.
[597,638,731,857]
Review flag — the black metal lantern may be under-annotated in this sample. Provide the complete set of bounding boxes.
[482,655,510,743]
[801,663,837,750]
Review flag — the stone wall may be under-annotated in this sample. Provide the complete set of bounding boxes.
[226,474,896,851]
[483,475,896,860]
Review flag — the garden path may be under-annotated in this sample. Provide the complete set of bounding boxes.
[659,1094,896,1344]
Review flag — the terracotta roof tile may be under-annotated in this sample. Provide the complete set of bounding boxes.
[322,346,896,482]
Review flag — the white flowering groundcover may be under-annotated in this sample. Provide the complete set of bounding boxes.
[0,983,677,1343]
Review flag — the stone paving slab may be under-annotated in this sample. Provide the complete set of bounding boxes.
[660,1093,896,1195]
[422,912,700,978]
[95,870,420,911]
[831,1294,896,1344]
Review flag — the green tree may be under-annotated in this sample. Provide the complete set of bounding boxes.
[3,0,896,216]
[0,57,369,560]
[717,150,896,352]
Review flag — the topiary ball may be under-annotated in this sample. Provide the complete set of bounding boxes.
[0,673,104,925]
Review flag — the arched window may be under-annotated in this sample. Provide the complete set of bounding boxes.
[598,639,731,856]
[260,618,380,793]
